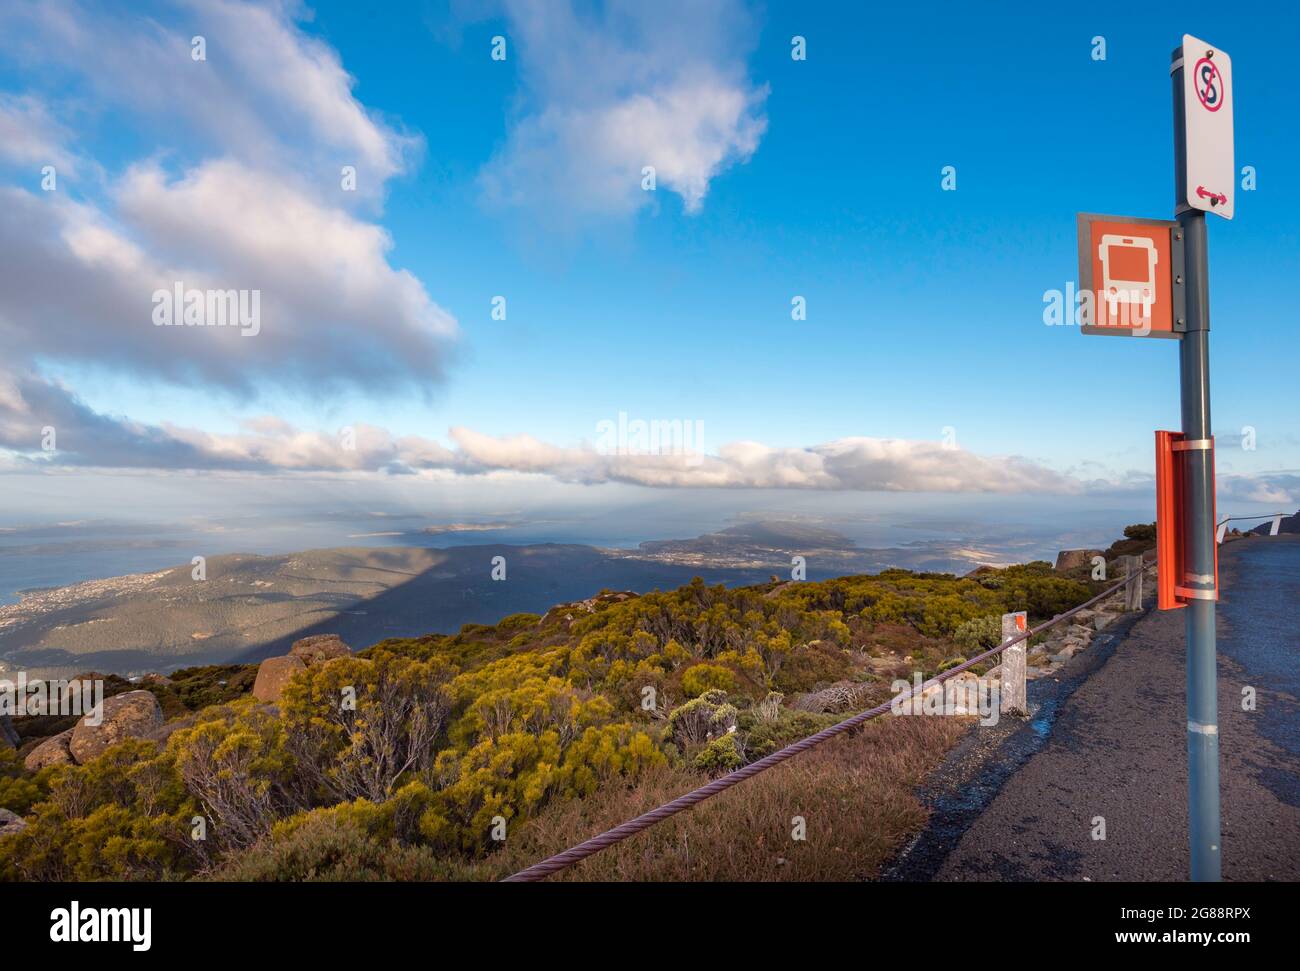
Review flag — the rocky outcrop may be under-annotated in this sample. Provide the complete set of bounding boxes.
[140,673,173,686]
[1054,549,1104,572]
[0,808,27,838]
[252,655,306,703]
[68,690,163,764]
[24,729,75,771]
[541,591,637,627]
[1025,593,1128,681]
[289,634,352,666]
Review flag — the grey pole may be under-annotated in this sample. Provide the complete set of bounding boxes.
[1171,45,1222,882]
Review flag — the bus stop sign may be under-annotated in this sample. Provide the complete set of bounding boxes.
[1077,213,1185,337]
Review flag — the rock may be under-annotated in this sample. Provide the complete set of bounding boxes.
[144,712,199,746]
[68,690,163,764]
[0,713,18,749]
[0,808,27,838]
[1054,549,1104,572]
[140,673,173,686]
[252,655,306,703]
[289,634,352,666]
[24,729,75,770]
[1093,612,1116,632]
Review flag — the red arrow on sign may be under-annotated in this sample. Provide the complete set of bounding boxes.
[1196,186,1227,207]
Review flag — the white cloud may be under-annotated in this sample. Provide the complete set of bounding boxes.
[1219,473,1298,507]
[0,1,454,399]
[6,382,1290,504]
[0,94,81,175]
[0,381,1082,494]
[478,0,767,220]
[0,0,419,196]
[0,167,456,396]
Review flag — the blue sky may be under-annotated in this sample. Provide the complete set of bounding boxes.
[0,0,1296,535]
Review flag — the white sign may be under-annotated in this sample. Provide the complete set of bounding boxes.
[1180,34,1233,220]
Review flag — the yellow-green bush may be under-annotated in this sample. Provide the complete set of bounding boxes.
[280,652,454,803]
[681,663,737,697]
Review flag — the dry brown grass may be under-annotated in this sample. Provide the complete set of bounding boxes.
[477,713,970,882]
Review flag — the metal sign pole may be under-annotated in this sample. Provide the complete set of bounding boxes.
[1171,46,1222,882]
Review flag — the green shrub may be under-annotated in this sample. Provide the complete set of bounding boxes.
[280,652,454,804]
[667,690,737,748]
[953,614,1002,654]
[1124,523,1157,541]
[0,748,48,816]
[742,708,839,759]
[693,734,745,774]
[211,812,464,882]
[681,663,736,697]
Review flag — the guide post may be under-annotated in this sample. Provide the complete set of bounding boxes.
[1172,34,1230,883]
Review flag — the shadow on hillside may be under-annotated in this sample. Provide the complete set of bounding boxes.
[231,543,777,665]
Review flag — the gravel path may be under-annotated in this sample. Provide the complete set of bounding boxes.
[915,536,1300,881]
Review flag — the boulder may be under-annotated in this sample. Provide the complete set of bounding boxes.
[0,808,27,838]
[140,673,173,686]
[252,655,306,703]
[0,713,18,749]
[144,711,199,745]
[68,690,163,764]
[1093,612,1116,632]
[24,729,75,771]
[1054,549,1104,572]
[289,634,352,666]
[55,677,103,713]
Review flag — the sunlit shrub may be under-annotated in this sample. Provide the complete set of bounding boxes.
[681,663,737,697]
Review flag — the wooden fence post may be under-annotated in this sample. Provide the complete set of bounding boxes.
[1124,554,1144,611]
[1000,610,1028,717]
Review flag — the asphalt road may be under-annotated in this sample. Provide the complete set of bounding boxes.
[899,535,1300,882]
